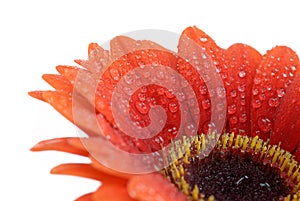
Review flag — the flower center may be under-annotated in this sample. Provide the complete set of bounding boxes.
[163,133,300,201]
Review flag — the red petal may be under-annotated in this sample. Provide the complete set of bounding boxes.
[251,46,299,140]
[178,26,226,134]
[224,44,262,135]
[128,173,187,201]
[270,73,300,156]
[30,137,89,156]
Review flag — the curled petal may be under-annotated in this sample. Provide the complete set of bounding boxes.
[128,173,187,201]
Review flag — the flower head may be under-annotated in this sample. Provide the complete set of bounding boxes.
[30,26,300,200]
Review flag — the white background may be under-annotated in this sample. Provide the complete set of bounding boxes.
[1,0,300,200]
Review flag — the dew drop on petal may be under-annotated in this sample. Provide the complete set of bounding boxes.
[259,93,266,101]
[268,97,280,107]
[238,70,246,78]
[138,93,146,102]
[228,104,237,114]
[202,99,211,110]
[135,101,150,114]
[252,88,259,95]
[200,37,208,42]
[168,102,179,113]
[257,117,272,133]
[252,99,262,108]
[230,90,237,98]
[229,116,238,125]
[238,84,246,92]
[239,113,247,123]
[199,85,208,95]
[109,68,121,81]
[276,88,285,98]
[254,77,261,85]
[216,86,226,98]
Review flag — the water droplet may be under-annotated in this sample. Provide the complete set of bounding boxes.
[216,86,226,98]
[229,116,238,125]
[168,102,178,113]
[266,84,272,91]
[157,87,165,95]
[238,84,246,92]
[276,88,285,98]
[254,77,261,85]
[283,73,288,78]
[135,101,150,114]
[268,97,280,107]
[238,70,246,78]
[202,99,211,110]
[291,66,297,71]
[239,113,247,123]
[252,99,262,108]
[228,104,236,114]
[109,68,121,81]
[252,88,259,95]
[200,37,208,42]
[241,99,246,106]
[257,117,272,133]
[199,85,208,95]
[240,92,246,99]
[138,93,146,102]
[230,90,237,98]
[165,90,175,99]
[259,93,266,101]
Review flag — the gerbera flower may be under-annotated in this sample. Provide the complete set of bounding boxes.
[29,26,300,201]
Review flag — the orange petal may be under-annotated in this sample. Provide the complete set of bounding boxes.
[42,74,73,92]
[56,65,80,84]
[92,182,136,201]
[28,90,47,101]
[42,91,74,122]
[30,137,89,156]
[128,173,187,201]
[89,156,134,180]
[51,163,127,184]
[75,193,94,201]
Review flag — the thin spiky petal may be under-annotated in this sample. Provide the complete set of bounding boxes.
[42,74,73,92]
[127,173,187,201]
[30,137,89,156]
[28,90,47,101]
[50,163,126,183]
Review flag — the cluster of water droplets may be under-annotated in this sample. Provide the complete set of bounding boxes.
[251,52,298,135]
